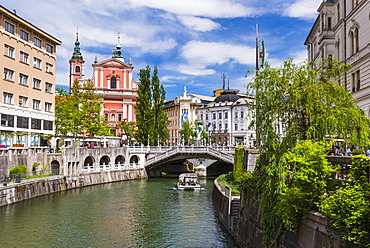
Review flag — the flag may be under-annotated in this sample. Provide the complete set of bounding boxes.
[258,40,265,68]
[207,122,212,127]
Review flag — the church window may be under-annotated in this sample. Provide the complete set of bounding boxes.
[75,66,80,73]
[111,76,117,89]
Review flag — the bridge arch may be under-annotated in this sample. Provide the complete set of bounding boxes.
[84,156,95,171]
[129,155,139,169]
[99,155,111,170]
[51,160,60,175]
[115,155,125,169]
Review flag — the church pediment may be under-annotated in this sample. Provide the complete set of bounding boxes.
[95,58,133,68]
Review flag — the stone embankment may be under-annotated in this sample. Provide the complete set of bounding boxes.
[0,169,147,207]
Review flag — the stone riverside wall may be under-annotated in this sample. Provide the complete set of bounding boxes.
[213,182,342,248]
[0,169,147,207]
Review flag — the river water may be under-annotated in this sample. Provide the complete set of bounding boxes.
[0,177,239,247]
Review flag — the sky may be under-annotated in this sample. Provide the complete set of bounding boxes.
[2,0,322,100]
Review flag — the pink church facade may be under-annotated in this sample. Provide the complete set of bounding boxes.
[69,34,138,137]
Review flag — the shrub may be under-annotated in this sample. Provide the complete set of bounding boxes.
[352,149,365,156]
[9,165,28,175]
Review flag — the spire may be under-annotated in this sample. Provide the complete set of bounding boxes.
[221,73,226,89]
[112,32,123,59]
[70,31,84,61]
[94,55,98,64]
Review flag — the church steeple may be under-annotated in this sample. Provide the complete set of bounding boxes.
[69,31,85,88]
[71,32,84,61]
[112,33,124,60]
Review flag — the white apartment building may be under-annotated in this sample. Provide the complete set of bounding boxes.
[305,0,370,115]
[0,5,62,147]
[196,90,256,147]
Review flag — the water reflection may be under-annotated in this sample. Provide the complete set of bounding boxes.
[0,178,238,247]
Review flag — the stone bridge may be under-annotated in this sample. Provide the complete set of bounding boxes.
[0,146,235,178]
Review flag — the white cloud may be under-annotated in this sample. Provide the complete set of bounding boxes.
[284,0,322,19]
[178,41,255,75]
[161,75,189,82]
[126,0,253,18]
[177,15,221,32]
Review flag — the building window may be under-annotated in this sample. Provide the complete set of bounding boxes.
[17,116,29,128]
[45,82,53,93]
[3,92,13,104]
[356,70,361,92]
[20,51,29,64]
[33,78,41,89]
[19,74,29,86]
[219,123,222,130]
[20,30,29,41]
[355,28,359,53]
[327,17,332,30]
[4,21,15,34]
[45,102,52,112]
[33,57,42,69]
[235,112,238,118]
[75,66,80,73]
[218,112,222,119]
[1,114,14,127]
[43,120,53,130]
[32,99,41,110]
[337,4,340,20]
[4,44,15,58]
[206,114,208,121]
[46,43,53,54]
[118,114,122,122]
[19,96,28,107]
[235,123,238,131]
[3,68,14,81]
[111,114,116,121]
[225,123,228,130]
[31,118,42,130]
[200,114,203,120]
[225,112,228,119]
[213,113,216,119]
[241,111,244,118]
[111,77,117,89]
[45,63,53,73]
[34,37,42,48]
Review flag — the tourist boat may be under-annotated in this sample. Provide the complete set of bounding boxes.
[177,173,201,189]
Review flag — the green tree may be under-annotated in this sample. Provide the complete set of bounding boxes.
[117,119,137,145]
[134,65,169,145]
[244,59,370,246]
[80,80,110,137]
[179,121,193,145]
[135,66,153,145]
[55,79,110,138]
[151,66,169,145]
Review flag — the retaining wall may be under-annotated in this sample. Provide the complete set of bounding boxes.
[0,169,147,207]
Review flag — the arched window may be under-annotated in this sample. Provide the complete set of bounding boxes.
[350,31,355,55]
[111,114,116,121]
[111,76,116,89]
[75,65,80,73]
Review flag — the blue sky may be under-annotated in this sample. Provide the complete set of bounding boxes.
[2,0,322,100]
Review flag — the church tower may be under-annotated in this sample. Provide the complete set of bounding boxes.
[69,32,85,88]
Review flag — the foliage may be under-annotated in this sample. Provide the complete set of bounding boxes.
[134,66,169,145]
[179,121,194,145]
[117,120,137,145]
[244,59,370,246]
[319,184,370,247]
[55,80,111,137]
[349,155,370,185]
[233,147,244,180]
[352,149,365,156]
[10,165,28,175]
[217,172,240,195]
[32,162,40,171]
[274,140,337,232]
[80,80,111,137]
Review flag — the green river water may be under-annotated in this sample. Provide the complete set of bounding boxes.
[0,177,239,247]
